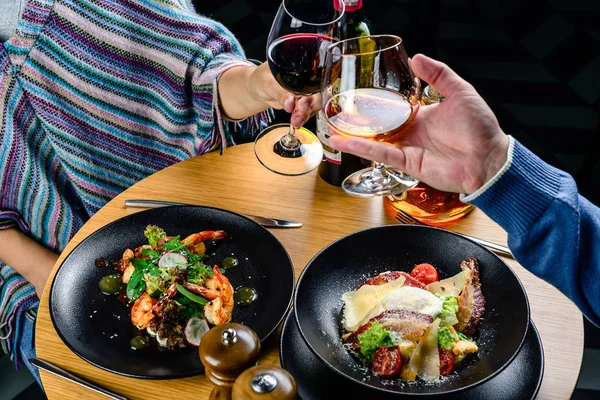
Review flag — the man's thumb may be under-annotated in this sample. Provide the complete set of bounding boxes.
[410,54,472,98]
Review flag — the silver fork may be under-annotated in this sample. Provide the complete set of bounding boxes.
[395,209,514,259]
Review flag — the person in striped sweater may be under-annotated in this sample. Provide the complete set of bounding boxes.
[0,0,317,384]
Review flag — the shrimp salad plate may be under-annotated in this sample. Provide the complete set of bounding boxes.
[50,205,294,378]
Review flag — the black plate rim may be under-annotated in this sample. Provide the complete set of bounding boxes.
[49,205,295,379]
[293,224,531,396]
[530,321,545,400]
[280,310,545,399]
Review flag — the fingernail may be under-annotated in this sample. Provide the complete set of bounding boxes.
[293,116,304,125]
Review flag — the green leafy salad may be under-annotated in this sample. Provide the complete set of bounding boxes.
[99,225,234,349]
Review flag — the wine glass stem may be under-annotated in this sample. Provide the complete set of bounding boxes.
[279,125,301,150]
[372,161,387,177]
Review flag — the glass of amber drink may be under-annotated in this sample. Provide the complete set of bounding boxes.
[387,182,474,225]
[321,35,421,197]
[387,85,474,224]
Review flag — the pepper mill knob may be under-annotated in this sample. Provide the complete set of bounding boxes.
[199,322,261,400]
[232,365,297,400]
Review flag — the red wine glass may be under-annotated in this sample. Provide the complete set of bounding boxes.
[254,0,345,175]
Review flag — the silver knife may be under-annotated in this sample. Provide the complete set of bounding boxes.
[124,199,302,228]
[455,232,514,259]
[29,358,129,400]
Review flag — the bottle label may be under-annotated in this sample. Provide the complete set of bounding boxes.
[316,111,341,164]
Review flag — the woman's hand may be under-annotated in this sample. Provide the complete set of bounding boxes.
[328,54,510,195]
[248,62,320,128]
[219,62,320,128]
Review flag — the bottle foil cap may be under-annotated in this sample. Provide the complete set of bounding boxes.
[334,0,362,13]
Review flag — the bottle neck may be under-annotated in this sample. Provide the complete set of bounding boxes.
[344,0,368,34]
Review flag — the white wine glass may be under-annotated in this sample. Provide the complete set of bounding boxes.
[321,34,422,196]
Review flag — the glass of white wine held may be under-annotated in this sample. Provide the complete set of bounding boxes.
[321,34,422,196]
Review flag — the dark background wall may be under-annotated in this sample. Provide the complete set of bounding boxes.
[194,0,600,207]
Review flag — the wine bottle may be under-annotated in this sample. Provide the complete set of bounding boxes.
[316,0,373,186]
[341,0,373,39]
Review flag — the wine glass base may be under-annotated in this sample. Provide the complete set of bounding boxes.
[273,140,304,158]
[254,123,323,176]
[341,167,419,197]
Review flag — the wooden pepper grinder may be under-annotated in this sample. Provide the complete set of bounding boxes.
[199,322,297,400]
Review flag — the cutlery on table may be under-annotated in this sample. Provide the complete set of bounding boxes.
[395,209,514,259]
[124,199,302,228]
[29,358,129,400]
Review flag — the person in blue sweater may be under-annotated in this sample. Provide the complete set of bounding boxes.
[329,54,600,327]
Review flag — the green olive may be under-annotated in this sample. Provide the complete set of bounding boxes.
[234,287,258,307]
[98,274,123,295]
[129,336,149,350]
[220,257,239,270]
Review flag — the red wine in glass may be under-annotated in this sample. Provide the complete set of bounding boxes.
[268,33,335,96]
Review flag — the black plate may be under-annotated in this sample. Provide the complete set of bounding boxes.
[280,311,544,399]
[294,225,530,395]
[50,206,294,379]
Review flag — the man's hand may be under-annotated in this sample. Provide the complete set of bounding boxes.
[328,54,510,195]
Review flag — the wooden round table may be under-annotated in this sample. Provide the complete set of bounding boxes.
[36,143,584,399]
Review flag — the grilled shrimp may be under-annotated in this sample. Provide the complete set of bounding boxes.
[181,230,227,255]
[183,266,233,325]
[130,283,178,329]
[131,293,156,329]
[121,249,135,283]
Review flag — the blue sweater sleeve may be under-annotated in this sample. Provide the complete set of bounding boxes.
[467,138,600,326]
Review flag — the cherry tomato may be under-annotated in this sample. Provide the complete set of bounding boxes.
[372,346,402,377]
[410,263,439,285]
[439,348,454,376]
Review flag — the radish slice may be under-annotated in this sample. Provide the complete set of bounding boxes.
[156,332,168,347]
[185,317,210,347]
[146,326,157,337]
[158,252,187,270]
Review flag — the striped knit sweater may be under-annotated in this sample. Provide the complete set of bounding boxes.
[0,0,270,365]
